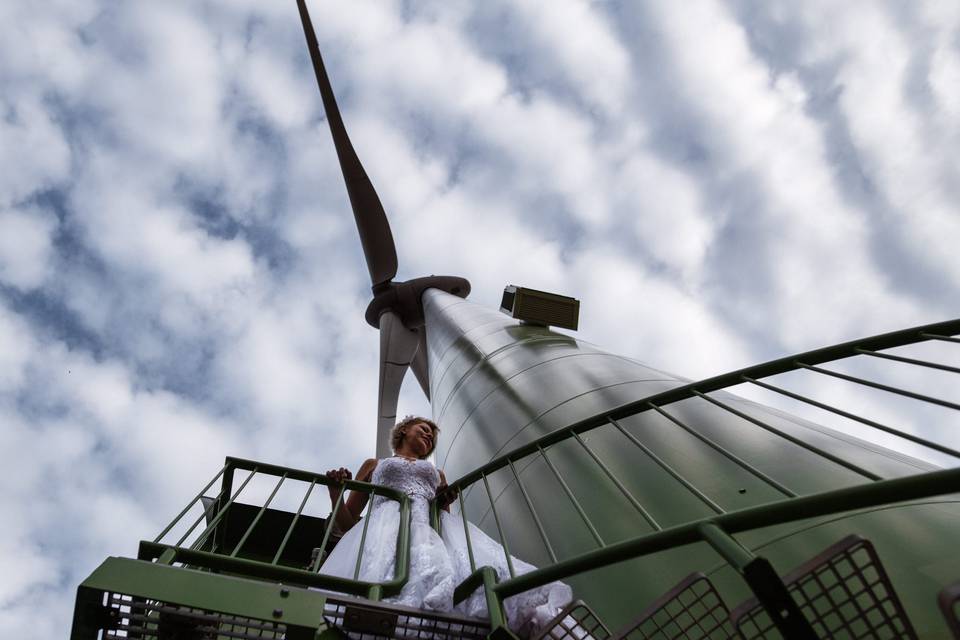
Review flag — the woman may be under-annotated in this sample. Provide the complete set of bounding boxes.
[320,416,572,637]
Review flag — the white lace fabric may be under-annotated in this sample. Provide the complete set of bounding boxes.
[318,457,572,637]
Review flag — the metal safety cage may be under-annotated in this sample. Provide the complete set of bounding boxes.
[442,319,960,639]
[731,534,916,639]
[72,456,413,640]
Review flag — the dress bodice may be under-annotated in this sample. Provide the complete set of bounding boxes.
[370,457,440,503]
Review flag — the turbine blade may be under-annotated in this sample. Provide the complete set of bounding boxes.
[376,312,421,458]
[410,330,430,400]
[296,0,398,288]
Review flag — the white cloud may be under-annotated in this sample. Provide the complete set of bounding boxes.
[0,0,958,635]
[0,206,58,290]
[0,94,71,206]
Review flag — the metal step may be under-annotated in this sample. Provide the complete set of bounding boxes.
[730,534,917,639]
[533,600,612,640]
[612,572,735,640]
[322,593,490,640]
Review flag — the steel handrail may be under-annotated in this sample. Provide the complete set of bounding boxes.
[447,318,960,492]
[490,465,960,599]
[441,318,960,633]
[148,456,413,600]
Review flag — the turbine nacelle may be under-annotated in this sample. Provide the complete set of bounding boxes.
[366,276,471,329]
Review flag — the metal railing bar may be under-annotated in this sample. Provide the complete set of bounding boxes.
[447,319,960,492]
[507,458,558,564]
[537,445,606,548]
[921,332,960,344]
[155,462,230,543]
[272,478,316,565]
[457,491,477,573]
[222,456,409,490]
[312,484,346,572]
[743,376,960,460]
[482,472,516,578]
[650,403,796,497]
[138,541,386,596]
[492,465,960,600]
[173,490,224,552]
[797,362,960,412]
[353,488,376,580]
[605,420,723,516]
[572,430,664,528]
[855,347,960,374]
[693,391,883,481]
[230,472,288,558]
[390,496,412,598]
[183,467,259,549]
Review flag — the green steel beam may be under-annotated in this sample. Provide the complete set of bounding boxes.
[73,557,329,640]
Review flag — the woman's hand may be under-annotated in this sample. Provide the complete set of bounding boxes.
[435,481,459,511]
[325,467,352,504]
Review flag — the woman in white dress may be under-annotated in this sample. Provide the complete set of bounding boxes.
[320,416,572,637]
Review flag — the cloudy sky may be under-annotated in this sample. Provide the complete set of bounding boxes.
[2,0,959,634]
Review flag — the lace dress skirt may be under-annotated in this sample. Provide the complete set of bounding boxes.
[318,459,571,636]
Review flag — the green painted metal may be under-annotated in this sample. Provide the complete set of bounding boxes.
[573,433,663,531]
[144,456,413,598]
[507,458,557,564]
[353,487,376,580]
[71,291,960,637]
[191,466,259,549]
[650,402,797,497]
[425,288,960,633]
[273,478,317,564]
[458,490,478,573]
[489,465,960,597]
[232,471,288,557]
[855,346,960,374]
[453,566,508,632]
[693,390,882,481]
[798,361,960,411]
[923,332,960,344]
[605,419,722,515]
[742,375,960,459]
[482,472,516,578]
[697,524,818,639]
[154,461,229,543]
[313,483,346,570]
[538,444,607,546]
[73,556,330,640]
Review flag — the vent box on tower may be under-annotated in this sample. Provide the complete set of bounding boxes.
[500,285,580,330]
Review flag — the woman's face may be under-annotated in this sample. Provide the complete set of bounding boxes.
[401,421,435,458]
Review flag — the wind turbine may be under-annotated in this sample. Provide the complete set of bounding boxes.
[69,4,960,639]
[295,0,469,458]
[294,3,960,636]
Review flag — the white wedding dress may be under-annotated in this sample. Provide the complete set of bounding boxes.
[319,457,572,636]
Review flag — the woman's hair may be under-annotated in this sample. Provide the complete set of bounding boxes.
[391,415,440,458]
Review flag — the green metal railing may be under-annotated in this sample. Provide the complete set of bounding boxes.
[444,318,960,637]
[140,456,412,601]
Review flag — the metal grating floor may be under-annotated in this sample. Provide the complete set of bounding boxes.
[100,592,287,639]
[615,573,735,640]
[731,535,917,640]
[533,600,611,640]
[322,596,489,640]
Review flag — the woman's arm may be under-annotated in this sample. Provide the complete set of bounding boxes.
[327,458,378,533]
[437,469,458,512]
